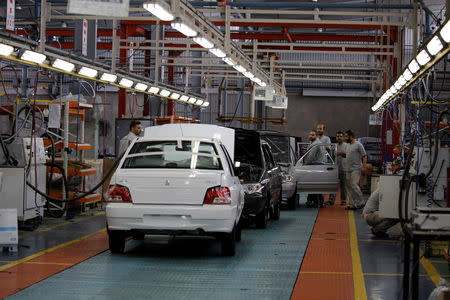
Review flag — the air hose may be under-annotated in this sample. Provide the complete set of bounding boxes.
[26,153,124,203]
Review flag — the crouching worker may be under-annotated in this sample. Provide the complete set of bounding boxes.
[362,188,399,238]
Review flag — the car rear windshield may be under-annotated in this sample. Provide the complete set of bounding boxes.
[261,135,290,164]
[235,134,264,182]
[121,140,222,170]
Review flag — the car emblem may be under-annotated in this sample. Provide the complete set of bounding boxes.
[165,179,170,186]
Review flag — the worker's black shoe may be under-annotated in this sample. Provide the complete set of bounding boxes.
[344,206,357,210]
[371,228,389,238]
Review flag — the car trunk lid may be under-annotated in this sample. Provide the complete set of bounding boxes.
[114,169,223,205]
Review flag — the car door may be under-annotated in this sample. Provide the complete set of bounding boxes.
[293,143,339,194]
[262,143,282,203]
[220,143,245,218]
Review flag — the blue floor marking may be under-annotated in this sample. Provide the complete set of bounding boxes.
[7,208,318,300]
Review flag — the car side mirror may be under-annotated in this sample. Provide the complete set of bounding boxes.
[234,161,241,168]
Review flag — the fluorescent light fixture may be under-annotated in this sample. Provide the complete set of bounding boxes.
[403,69,413,81]
[386,86,397,98]
[233,65,246,73]
[0,43,14,56]
[180,95,189,101]
[394,80,402,90]
[251,77,262,84]
[222,57,236,66]
[159,89,171,97]
[426,36,444,56]
[416,49,431,66]
[440,20,450,43]
[171,18,197,37]
[134,83,148,91]
[78,67,98,78]
[408,59,420,74]
[398,75,407,86]
[170,92,180,100]
[243,71,254,79]
[52,58,75,72]
[259,82,267,87]
[21,50,46,64]
[201,101,210,107]
[188,97,197,104]
[149,86,160,94]
[195,99,204,105]
[119,78,134,88]
[100,73,117,83]
[193,36,214,49]
[209,48,226,58]
[143,1,174,21]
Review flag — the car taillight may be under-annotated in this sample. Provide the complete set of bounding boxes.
[107,185,132,203]
[203,186,232,205]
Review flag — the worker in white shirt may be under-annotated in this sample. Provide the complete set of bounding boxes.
[342,130,367,210]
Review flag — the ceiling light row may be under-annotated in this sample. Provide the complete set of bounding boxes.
[143,0,268,88]
[372,20,450,111]
[0,40,208,108]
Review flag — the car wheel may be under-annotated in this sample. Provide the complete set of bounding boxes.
[271,198,281,221]
[132,232,145,240]
[288,187,297,210]
[108,230,126,254]
[221,226,236,256]
[255,205,268,229]
[235,221,242,242]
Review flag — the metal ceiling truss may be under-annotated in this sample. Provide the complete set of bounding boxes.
[4,1,410,95]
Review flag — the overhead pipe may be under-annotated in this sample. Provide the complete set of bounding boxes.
[189,2,413,9]
[45,0,413,8]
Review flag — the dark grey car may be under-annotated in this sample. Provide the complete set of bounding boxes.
[234,128,283,229]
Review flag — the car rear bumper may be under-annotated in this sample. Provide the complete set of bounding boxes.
[243,193,266,216]
[106,203,237,233]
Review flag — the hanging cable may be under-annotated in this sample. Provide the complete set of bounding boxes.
[26,152,125,202]
[0,65,20,104]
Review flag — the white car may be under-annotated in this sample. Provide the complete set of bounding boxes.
[106,124,244,256]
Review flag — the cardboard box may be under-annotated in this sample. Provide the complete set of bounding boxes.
[0,208,18,246]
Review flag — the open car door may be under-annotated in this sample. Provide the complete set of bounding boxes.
[293,143,339,194]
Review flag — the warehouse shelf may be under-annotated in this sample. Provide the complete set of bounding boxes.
[43,139,91,150]
[153,115,200,125]
[46,165,96,176]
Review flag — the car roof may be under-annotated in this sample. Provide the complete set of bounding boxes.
[134,136,217,143]
[257,130,290,137]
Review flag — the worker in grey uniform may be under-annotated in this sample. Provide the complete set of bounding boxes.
[328,131,348,205]
[316,123,330,206]
[304,130,324,207]
[342,130,367,210]
[363,188,399,238]
[119,120,142,156]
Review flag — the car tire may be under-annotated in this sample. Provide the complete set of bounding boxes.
[108,230,126,254]
[271,198,281,220]
[288,187,297,210]
[235,221,242,242]
[255,205,268,229]
[221,226,236,256]
[132,232,145,240]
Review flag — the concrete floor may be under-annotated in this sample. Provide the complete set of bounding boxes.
[2,196,449,300]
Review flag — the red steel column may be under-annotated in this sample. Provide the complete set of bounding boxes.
[167,52,175,116]
[118,23,127,118]
[143,29,151,116]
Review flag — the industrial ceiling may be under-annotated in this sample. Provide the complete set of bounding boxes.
[0,0,448,100]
